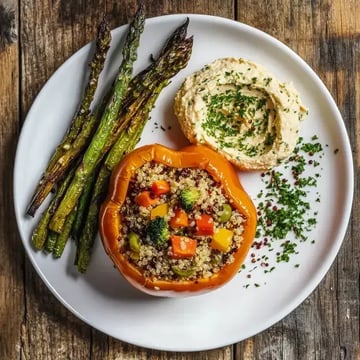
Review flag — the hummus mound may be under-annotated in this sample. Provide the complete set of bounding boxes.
[174,57,307,170]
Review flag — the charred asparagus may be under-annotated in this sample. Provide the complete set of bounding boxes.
[27,18,111,216]
[49,5,145,233]
[76,26,194,272]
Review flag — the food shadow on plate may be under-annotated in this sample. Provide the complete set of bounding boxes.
[152,84,190,149]
[65,235,160,302]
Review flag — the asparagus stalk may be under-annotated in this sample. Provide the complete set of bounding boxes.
[76,33,192,273]
[123,18,190,104]
[53,208,77,258]
[76,82,167,273]
[59,17,111,148]
[44,230,58,253]
[27,18,111,216]
[31,166,76,250]
[105,24,194,152]
[71,170,98,242]
[49,5,146,233]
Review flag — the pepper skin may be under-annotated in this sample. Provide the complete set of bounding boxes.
[99,144,257,297]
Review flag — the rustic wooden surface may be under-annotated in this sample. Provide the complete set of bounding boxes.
[0,0,358,358]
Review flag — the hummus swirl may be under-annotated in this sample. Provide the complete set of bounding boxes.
[174,58,307,170]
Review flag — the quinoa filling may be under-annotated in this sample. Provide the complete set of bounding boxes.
[119,162,245,281]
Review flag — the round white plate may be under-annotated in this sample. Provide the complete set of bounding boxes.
[14,14,353,351]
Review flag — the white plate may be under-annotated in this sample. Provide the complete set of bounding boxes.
[14,14,353,351]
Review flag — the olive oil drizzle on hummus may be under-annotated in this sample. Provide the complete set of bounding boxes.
[201,83,276,157]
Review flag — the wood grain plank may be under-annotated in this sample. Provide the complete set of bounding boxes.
[0,43,23,359]
[20,1,113,359]
[21,0,117,117]
[0,1,23,358]
[323,3,359,359]
[21,261,92,359]
[235,0,359,359]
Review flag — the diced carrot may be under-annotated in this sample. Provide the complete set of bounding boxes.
[135,191,159,207]
[151,180,170,196]
[150,203,169,219]
[170,235,197,258]
[169,208,189,228]
[196,214,214,235]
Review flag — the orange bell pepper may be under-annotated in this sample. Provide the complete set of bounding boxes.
[151,180,170,196]
[196,214,214,235]
[169,208,189,228]
[100,144,257,297]
[135,191,159,207]
[170,235,197,258]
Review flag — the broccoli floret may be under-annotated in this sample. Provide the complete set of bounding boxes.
[179,187,201,211]
[146,217,170,246]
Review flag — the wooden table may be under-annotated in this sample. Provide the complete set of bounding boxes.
[1,1,358,358]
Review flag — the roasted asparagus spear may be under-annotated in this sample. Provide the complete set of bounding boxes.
[31,166,76,250]
[27,18,111,216]
[49,5,145,233]
[76,23,194,272]
[76,82,167,272]
[30,12,195,273]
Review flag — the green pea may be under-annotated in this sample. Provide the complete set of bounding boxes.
[219,203,232,223]
[128,232,140,253]
[171,265,194,277]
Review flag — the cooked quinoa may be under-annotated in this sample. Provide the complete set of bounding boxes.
[119,162,245,281]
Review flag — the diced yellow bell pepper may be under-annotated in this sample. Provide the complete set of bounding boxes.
[150,203,169,220]
[211,228,234,252]
[129,251,140,261]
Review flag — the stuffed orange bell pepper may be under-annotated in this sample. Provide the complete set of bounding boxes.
[99,144,257,297]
